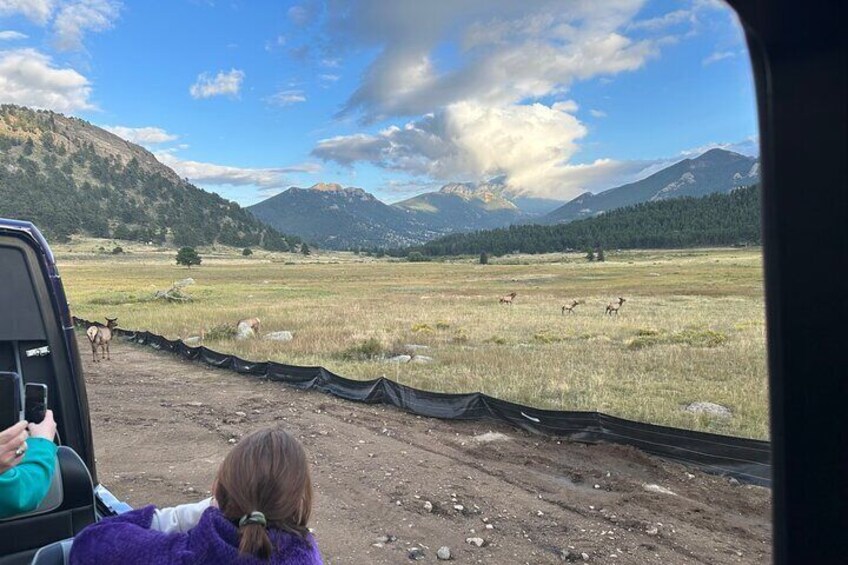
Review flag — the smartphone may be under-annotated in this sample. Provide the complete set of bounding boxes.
[0,372,23,430]
[25,383,48,424]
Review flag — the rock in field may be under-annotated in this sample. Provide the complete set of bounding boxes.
[684,401,732,418]
[183,336,202,346]
[437,546,452,560]
[405,344,431,351]
[235,323,255,341]
[263,331,294,342]
[410,355,433,364]
[386,355,412,363]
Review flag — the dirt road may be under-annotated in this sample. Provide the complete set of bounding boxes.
[83,336,771,564]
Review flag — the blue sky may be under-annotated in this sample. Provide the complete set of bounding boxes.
[0,0,757,205]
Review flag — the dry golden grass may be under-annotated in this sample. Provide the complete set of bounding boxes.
[59,243,768,439]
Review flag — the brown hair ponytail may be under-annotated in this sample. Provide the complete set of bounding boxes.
[215,427,313,559]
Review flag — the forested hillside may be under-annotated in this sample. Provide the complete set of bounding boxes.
[0,105,299,250]
[413,184,761,256]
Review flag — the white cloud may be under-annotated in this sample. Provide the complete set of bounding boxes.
[52,0,121,51]
[189,68,244,99]
[315,101,594,198]
[589,109,607,118]
[155,150,321,190]
[0,48,93,112]
[702,50,735,65]
[627,9,692,31]
[0,30,28,41]
[102,125,178,145]
[0,0,56,25]
[267,89,306,106]
[319,73,339,82]
[328,0,660,122]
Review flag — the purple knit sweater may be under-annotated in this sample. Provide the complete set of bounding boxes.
[69,505,323,565]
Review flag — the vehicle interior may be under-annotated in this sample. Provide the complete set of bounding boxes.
[0,236,97,565]
[0,0,845,564]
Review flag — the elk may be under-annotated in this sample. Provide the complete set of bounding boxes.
[237,317,261,336]
[605,297,626,316]
[562,299,584,315]
[86,317,118,362]
[499,292,517,305]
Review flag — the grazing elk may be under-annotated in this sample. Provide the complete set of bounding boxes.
[237,317,261,336]
[499,292,517,305]
[86,317,118,362]
[562,299,584,315]
[605,297,626,316]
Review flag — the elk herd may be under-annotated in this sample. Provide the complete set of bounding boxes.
[499,293,627,316]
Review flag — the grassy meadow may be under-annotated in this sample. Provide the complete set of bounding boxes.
[58,240,769,439]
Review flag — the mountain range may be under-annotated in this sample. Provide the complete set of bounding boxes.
[249,148,759,249]
[543,149,760,224]
[1,105,760,253]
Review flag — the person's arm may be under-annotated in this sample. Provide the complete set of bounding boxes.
[151,497,213,533]
[69,505,191,565]
[0,436,57,519]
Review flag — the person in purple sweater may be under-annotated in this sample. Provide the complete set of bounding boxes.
[70,427,323,564]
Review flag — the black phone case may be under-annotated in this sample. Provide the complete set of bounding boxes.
[25,384,47,424]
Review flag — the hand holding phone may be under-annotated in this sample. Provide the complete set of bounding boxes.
[28,409,56,442]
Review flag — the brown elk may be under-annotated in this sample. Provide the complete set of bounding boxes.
[562,299,584,315]
[86,317,117,362]
[605,297,626,316]
[499,292,517,305]
[237,317,261,336]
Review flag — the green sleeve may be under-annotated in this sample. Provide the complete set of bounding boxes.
[0,437,58,519]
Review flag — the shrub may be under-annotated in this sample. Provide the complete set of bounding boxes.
[407,251,429,262]
[111,246,124,254]
[533,330,563,344]
[435,321,451,330]
[205,323,237,340]
[479,252,489,265]
[242,248,253,256]
[342,338,385,360]
[411,323,434,333]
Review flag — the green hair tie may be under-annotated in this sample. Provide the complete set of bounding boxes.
[239,511,267,528]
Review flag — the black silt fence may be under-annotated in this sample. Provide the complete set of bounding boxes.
[75,318,771,486]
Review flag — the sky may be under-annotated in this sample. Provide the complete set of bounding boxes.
[0,0,758,206]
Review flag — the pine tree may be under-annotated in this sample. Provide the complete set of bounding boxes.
[176,246,202,268]
[301,242,311,256]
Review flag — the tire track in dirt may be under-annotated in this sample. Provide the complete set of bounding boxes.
[82,336,771,564]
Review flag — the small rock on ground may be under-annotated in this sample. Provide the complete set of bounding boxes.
[386,355,412,363]
[642,483,677,496]
[235,323,255,341]
[466,537,485,547]
[263,331,294,342]
[437,546,451,560]
[684,401,732,418]
[410,355,434,364]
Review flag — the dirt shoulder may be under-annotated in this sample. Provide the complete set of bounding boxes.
[83,335,771,564]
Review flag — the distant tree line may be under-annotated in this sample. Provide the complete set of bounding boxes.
[400,184,761,257]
